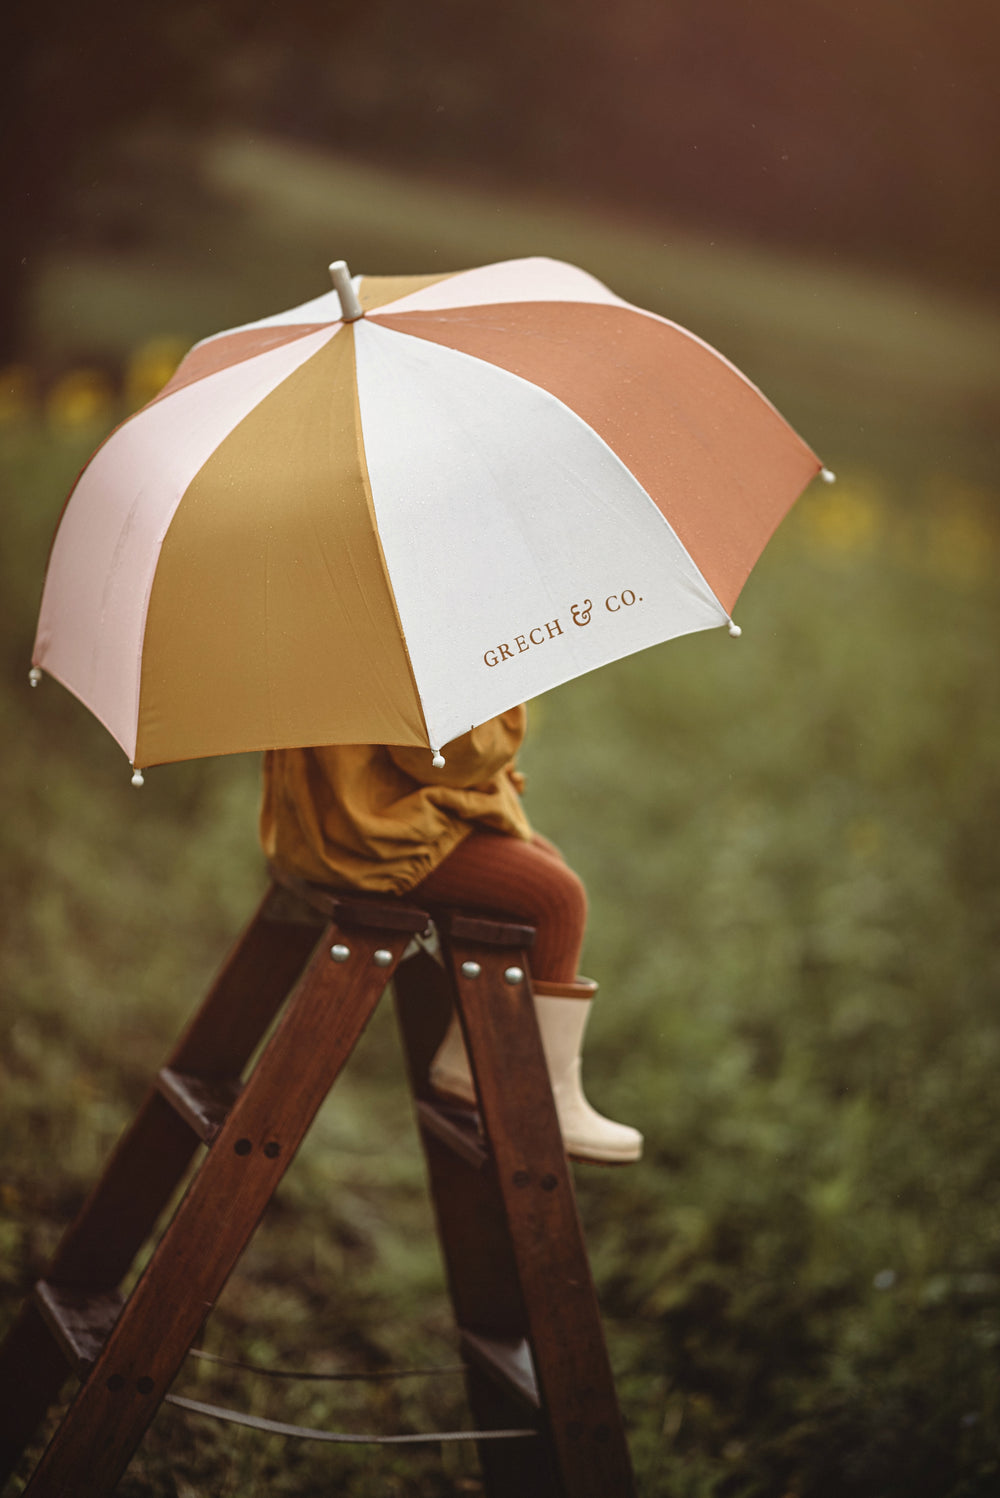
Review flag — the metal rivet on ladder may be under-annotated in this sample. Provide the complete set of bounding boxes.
[504,966,524,985]
[234,1138,252,1156]
[372,948,393,968]
[106,1373,125,1393]
[330,943,351,963]
[136,1376,155,1395]
[461,961,481,979]
[263,1141,281,1159]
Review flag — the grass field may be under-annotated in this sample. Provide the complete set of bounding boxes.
[2,134,1000,1496]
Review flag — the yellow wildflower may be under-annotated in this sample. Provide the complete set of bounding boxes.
[795,472,885,559]
[46,369,116,432]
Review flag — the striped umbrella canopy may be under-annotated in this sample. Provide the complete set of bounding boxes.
[32,256,825,778]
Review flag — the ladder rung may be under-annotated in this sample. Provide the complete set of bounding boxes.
[157,1067,243,1143]
[460,1331,540,1409]
[269,867,431,934]
[415,1100,490,1169]
[35,1281,123,1374]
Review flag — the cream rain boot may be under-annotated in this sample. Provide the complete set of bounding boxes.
[429,977,643,1164]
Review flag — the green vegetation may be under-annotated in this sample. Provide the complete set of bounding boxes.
[2,141,999,1496]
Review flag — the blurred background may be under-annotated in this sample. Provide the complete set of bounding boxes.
[2,2,999,1495]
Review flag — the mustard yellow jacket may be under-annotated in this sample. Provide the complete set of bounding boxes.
[260,706,532,895]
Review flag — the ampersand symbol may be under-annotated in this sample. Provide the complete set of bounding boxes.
[571,599,593,627]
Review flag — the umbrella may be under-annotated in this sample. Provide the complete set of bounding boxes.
[31,256,828,781]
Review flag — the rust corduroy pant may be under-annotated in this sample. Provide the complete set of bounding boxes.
[410,829,587,983]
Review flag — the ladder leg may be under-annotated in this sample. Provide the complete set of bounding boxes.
[20,918,411,1498]
[0,1091,196,1489]
[394,951,528,1334]
[55,884,321,1289]
[0,885,321,1483]
[465,1366,562,1498]
[396,950,557,1496]
[447,920,634,1498]
[395,928,636,1498]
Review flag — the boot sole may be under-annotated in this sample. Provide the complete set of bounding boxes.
[567,1144,643,1166]
[430,1082,642,1165]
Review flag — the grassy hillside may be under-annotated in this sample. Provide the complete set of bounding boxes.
[2,137,999,1496]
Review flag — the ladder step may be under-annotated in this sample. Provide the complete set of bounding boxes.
[35,1281,123,1374]
[460,1332,540,1410]
[157,1067,243,1143]
[415,1100,489,1169]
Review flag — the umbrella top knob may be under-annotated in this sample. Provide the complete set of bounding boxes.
[329,260,364,323]
[131,768,145,787]
[727,620,742,638]
[432,752,446,769]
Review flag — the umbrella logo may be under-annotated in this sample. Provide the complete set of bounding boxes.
[482,588,647,668]
[483,618,564,668]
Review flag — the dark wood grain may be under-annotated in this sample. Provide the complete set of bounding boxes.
[18,919,412,1498]
[442,928,636,1498]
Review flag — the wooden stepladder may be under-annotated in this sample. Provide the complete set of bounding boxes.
[0,873,635,1497]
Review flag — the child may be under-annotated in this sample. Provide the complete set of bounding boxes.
[260,705,642,1163]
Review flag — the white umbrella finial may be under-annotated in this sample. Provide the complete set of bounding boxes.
[329,261,364,323]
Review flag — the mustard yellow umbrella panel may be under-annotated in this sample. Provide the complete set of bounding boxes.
[31,257,826,775]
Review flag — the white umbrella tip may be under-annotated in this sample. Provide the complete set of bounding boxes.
[432,752,446,769]
[328,260,364,323]
[820,467,837,484]
[727,620,742,638]
[131,768,145,788]
[28,666,42,687]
